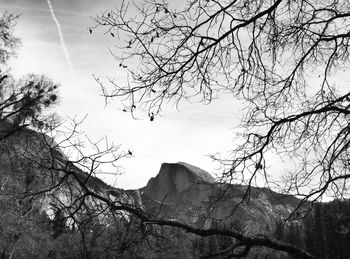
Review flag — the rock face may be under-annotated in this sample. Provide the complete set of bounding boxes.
[142,162,214,199]
[0,124,139,224]
[141,162,300,234]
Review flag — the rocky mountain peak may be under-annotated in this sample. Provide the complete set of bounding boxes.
[142,162,215,201]
[177,162,215,183]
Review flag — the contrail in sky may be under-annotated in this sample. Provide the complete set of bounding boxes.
[46,0,77,82]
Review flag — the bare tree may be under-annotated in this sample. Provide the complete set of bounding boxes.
[0,12,139,259]
[88,0,350,257]
[93,0,350,210]
[0,113,135,258]
[0,12,70,258]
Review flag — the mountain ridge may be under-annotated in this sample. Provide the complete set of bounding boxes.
[0,126,308,258]
[139,161,302,236]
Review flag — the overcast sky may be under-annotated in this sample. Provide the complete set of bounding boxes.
[0,0,243,189]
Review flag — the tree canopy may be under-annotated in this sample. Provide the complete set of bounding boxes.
[0,12,59,138]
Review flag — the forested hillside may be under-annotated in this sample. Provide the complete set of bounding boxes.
[274,200,350,259]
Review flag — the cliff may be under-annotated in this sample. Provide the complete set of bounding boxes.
[141,162,300,235]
